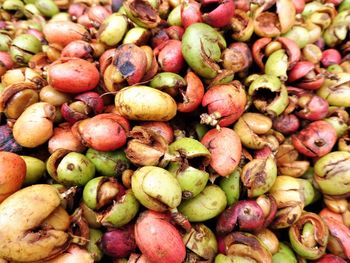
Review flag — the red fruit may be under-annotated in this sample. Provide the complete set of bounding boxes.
[48,123,86,154]
[43,21,90,46]
[135,211,186,263]
[315,254,347,263]
[113,44,148,85]
[201,82,246,127]
[0,51,14,77]
[201,0,235,28]
[181,0,202,28]
[61,40,93,60]
[48,58,100,93]
[320,209,350,260]
[74,113,129,151]
[216,200,265,234]
[292,120,337,157]
[273,114,300,134]
[99,48,116,75]
[99,224,136,258]
[291,0,305,13]
[177,72,204,113]
[201,127,242,176]
[321,49,342,68]
[156,40,184,74]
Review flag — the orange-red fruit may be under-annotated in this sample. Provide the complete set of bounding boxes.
[76,113,129,151]
[201,127,242,176]
[43,21,90,47]
[0,152,26,202]
[48,58,100,93]
[135,211,186,263]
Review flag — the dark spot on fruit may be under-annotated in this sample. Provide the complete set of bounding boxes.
[67,163,75,171]
[119,61,135,77]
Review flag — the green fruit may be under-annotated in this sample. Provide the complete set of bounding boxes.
[178,185,227,222]
[132,166,182,211]
[98,13,128,46]
[272,243,297,263]
[100,190,139,227]
[35,0,59,17]
[182,23,226,79]
[56,152,95,186]
[87,228,103,261]
[219,169,241,206]
[21,156,45,185]
[10,34,42,65]
[86,148,130,177]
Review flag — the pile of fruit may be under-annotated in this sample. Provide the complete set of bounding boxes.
[0,0,349,262]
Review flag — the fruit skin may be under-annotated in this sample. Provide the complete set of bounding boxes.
[56,152,96,186]
[201,128,242,176]
[0,152,26,202]
[135,211,186,263]
[13,102,56,148]
[182,23,226,79]
[178,185,227,222]
[0,184,71,262]
[86,148,130,177]
[75,114,129,151]
[115,86,177,121]
[47,58,100,93]
[314,151,350,196]
[292,120,337,157]
[99,224,136,258]
[201,82,247,127]
[43,21,90,47]
[21,155,45,185]
[131,166,182,212]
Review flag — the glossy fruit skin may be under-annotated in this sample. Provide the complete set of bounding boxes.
[131,166,182,212]
[48,123,86,154]
[60,40,94,60]
[13,102,56,148]
[292,120,337,157]
[321,49,342,67]
[288,61,325,90]
[156,40,184,74]
[43,21,90,47]
[320,208,350,259]
[0,152,26,202]
[55,152,96,186]
[202,82,246,127]
[201,128,242,176]
[181,23,226,79]
[75,113,129,152]
[216,200,265,234]
[48,58,100,93]
[98,224,136,258]
[135,211,186,263]
[315,254,347,263]
[181,0,202,29]
[178,185,227,222]
[115,86,177,121]
[201,0,235,28]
